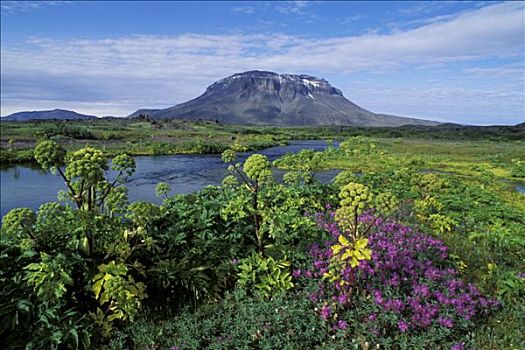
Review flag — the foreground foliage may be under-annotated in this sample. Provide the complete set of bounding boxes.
[1,135,524,349]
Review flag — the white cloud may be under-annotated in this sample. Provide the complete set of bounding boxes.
[338,15,369,25]
[464,64,524,79]
[1,1,68,13]
[275,1,309,14]
[231,5,256,14]
[1,2,524,123]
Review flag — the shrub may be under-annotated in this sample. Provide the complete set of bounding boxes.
[1,143,147,347]
[510,159,525,178]
[41,124,96,139]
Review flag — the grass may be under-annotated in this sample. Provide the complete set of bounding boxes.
[295,138,525,181]
[0,119,288,164]
[1,118,523,165]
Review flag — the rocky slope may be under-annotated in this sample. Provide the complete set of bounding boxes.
[128,71,440,126]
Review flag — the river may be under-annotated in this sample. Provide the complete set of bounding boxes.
[2,140,523,218]
[0,140,339,217]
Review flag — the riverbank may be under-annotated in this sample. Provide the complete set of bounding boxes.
[1,118,523,165]
[0,138,289,165]
[275,137,525,182]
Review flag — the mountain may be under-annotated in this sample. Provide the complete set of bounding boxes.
[128,71,440,126]
[1,109,98,121]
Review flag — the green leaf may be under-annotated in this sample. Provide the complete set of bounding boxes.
[92,279,103,300]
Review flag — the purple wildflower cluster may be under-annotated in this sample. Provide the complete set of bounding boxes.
[300,211,498,344]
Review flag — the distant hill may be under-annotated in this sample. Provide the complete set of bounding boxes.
[395,122,525,139]
[1,109,98,121]
[128,71,441,127]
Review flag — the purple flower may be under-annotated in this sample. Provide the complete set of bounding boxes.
[373,290,383,305]
[320,305,331,320]
[413,283,430,298]
[337,294,348,305]
[170,347,180,350]
[313,259,324,269]
[446,280,464,293]
[438,317,454,328]
[307,212,498,334]
[384,299,404,313]
[398,320,409,332]
[292,269,302,278]
[333,319,348,330]
[424,267,443,281]
[388,273,400,287]
[450,342,465,350]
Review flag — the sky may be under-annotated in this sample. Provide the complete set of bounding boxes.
[0,1,524,125]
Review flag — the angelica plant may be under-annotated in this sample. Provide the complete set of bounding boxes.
[325,183,398,292]
[336,182,397,239]
[34,140,136,213]
[221,149,274,254]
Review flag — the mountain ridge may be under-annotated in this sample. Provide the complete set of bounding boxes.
[128,70,441,127]
[2,109,98,121]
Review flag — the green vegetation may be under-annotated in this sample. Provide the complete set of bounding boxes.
[1,133,524,349]
[0,119,286,164]
[1,118,523,165]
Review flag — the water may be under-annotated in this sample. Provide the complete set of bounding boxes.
[0,140,338,217]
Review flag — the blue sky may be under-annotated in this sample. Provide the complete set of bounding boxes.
[1,1,524,125]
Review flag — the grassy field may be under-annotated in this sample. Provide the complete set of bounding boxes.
[340,139,521,180]
[1,118,523,164]
[0,119,288,163]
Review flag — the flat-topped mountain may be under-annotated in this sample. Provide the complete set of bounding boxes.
[128,71,440,126]
[1,109,97,121]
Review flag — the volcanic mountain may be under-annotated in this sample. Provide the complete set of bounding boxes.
[1,109,97,121]
[129,71,439,126]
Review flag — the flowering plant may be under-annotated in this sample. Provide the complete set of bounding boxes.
[298,212,499,348]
